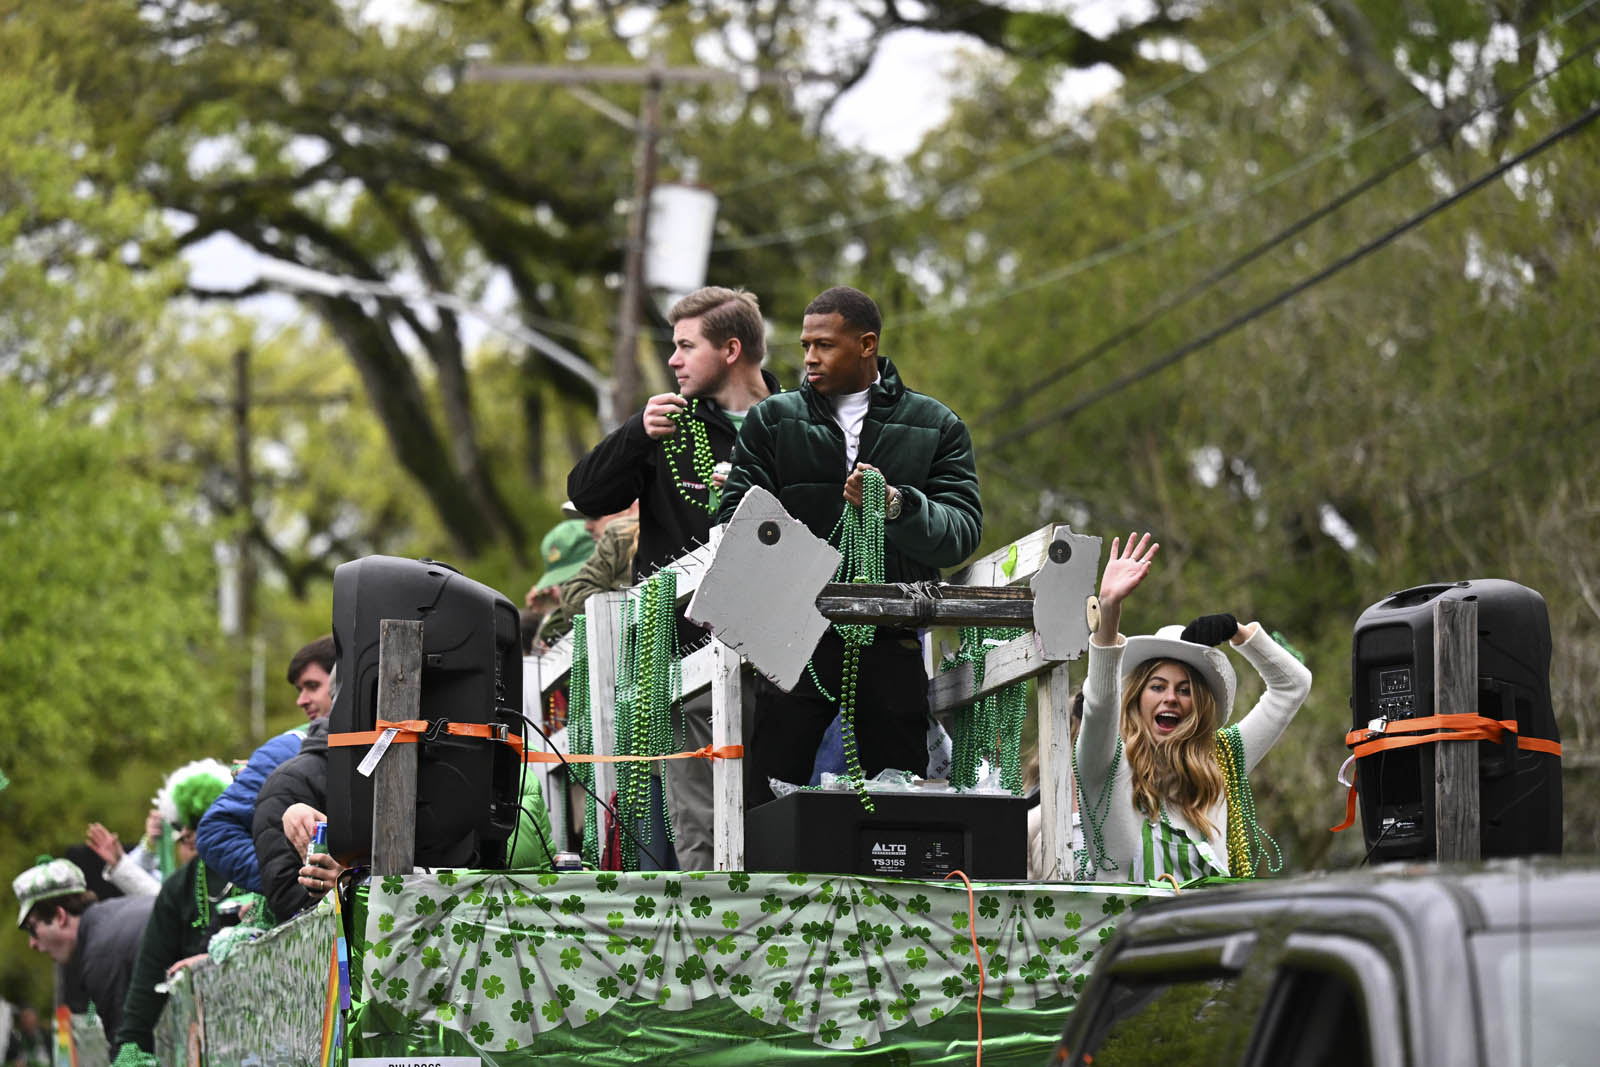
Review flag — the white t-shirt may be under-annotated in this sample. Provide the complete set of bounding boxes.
[832,376,878,472]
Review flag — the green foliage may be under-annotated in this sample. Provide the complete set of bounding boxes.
[884,1,1600,864]
[0,384,236,1001]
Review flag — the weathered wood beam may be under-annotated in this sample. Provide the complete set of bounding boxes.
[371,619,422,877]
[816,583,1035,628]
[1434,598,1480,862]
[927,631,1049,712]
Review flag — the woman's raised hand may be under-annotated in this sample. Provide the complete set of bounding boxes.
[1098,532,1159,608]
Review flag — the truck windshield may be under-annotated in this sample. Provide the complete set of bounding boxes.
[1472,928,1600,1067]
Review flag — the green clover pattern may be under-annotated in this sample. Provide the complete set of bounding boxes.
[359,872,1171,1053]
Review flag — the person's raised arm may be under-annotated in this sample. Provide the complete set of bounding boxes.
[1093,532,1159,646]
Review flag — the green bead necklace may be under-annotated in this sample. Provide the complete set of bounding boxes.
[1073,736,1123,880]
[1215,724,1281,876]
[804,468,888,812]
[567,616,601,867]
[941,626,1028,793]
[662,401,721,514]
[192,863,210,929]
[613,568,682,870]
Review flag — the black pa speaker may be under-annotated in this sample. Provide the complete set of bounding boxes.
[326,555,522,868]
[745,791,1030,879]
[1350,579,1561,861]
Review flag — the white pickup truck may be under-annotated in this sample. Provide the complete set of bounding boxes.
[1050,860,1596,1067]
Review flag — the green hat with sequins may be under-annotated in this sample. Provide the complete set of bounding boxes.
[13,855,86,928]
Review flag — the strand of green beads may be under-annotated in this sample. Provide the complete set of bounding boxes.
[643,570,679,844]
[665,582,682,845]
[1216,725,1282,875]
[661,402,721,514]
[192,864,209,930]
[946,627,984,790]
[836,469,886,810]
[1216,727,1251,876]
[802,510,850,702]
[634,579,658,852]
[568,617,600,867]
[996,661,1029,794]
[1073,736,1123,879]
[615,592,641,870]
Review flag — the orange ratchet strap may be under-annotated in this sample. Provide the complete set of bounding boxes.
[328,718,519,752]
[522,743,743,765]
[1329,713,1561,832]
[328,720,741,765]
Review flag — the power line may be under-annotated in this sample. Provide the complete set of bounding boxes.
[978,338,1600,601]
[763,0,1595,350]
[968,16,1600,427]
[979,95,1600,454]
[709,3,1317,253]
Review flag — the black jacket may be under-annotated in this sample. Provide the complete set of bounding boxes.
[62,894,154,1042]
[252,717,329,924]
[718,357,982,581]
[568,371,781,583]
[114,859,229,1052]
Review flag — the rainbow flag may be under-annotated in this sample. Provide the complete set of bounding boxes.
[320,887,352,1065]
[54,1004,78,1067]
[319,941,343,1066]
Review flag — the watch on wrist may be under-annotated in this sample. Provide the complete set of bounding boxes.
[885,486,903,520]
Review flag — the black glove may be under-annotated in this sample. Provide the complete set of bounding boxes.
[1181,613,1237,647]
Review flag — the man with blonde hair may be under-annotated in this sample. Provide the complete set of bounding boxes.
[567,286,777,869]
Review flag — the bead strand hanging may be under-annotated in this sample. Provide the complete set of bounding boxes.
[1216,724,1282,876]
[661,402,721,514]
[822,468,888,811]
[567,616,600,867]
[613,569,682,870]
[942,626,1028,793]
[1073,737,1123,880]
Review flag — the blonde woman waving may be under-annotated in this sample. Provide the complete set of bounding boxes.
[1074,533,1312,883]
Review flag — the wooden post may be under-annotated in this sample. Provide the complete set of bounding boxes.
[1036,662,1077,880]
[371,619,423,876]
[711,638,745,871]
[1433,599,1480,862]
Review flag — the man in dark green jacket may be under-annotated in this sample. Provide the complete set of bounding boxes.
[718,285,982,804]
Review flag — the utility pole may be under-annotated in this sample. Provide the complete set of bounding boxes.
[232,348,261,741]
[612,65,664,421]
[191,348,350,742]
[466,61,801,418]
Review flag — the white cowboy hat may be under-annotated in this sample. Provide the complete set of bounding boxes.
[1121,625,1238,723]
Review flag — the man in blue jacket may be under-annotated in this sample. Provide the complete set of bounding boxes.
[195,636,334,892]
[719,286,982,805]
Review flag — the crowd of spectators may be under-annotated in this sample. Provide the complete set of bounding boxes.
[10,636,338,1062]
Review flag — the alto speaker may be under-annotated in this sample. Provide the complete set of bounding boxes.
[745,791,1030,879]
[1351,579,1561,861]
[326,555,523,868]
